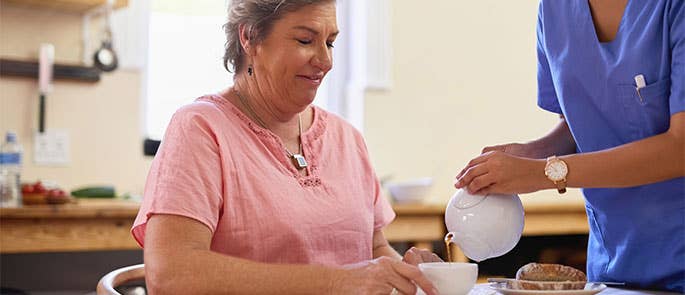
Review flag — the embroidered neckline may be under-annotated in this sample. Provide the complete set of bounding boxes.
[201,94,325,187]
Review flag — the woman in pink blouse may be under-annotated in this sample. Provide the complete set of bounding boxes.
[132,0,442,294]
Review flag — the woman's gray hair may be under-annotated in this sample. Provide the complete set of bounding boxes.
[223,0,334,73]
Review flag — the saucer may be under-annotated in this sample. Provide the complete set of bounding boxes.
[489,282,607,295]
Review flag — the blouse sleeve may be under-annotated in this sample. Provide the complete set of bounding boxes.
[131,103,225,247]
[669,0,685,115]
[372,171,396,231]
[536,0,562,114]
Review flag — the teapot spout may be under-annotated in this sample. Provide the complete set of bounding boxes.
[444,232,455,243]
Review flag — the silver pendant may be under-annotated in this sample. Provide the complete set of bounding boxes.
[291,154,308,170]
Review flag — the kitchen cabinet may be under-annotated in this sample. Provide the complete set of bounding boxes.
[2,0,128,13]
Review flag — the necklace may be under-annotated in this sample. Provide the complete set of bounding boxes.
[234,90,308,170]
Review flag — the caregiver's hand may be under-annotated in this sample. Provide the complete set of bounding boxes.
[454,151,549,195]
[403,247,443,266]
[483,142,521,154]
[334,257,437,295]
[482,142,540,158]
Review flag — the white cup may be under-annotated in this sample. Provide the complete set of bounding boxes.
[444,189,524,262]
[418,262,478,295]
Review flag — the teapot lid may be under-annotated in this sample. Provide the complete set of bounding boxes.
[452,189,487,209]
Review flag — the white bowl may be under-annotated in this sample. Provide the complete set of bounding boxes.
[444,189,524,262]
[418,262,478,295]
[385,177,433,204]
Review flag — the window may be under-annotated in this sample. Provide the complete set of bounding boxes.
[144,0,231,141]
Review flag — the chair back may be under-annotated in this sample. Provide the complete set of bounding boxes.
[96,264,145,295]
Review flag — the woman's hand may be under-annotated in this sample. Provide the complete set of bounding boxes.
[402,247,443,266]
[333,257,437,295]
[454,150,549,195]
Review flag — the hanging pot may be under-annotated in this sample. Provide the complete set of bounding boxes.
[93,3,118,72]
[93,39,118,72]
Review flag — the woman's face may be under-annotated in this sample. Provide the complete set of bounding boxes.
[250,1,338,111]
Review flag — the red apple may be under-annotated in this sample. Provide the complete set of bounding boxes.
[33,181,47,194]
[21,183,35,194]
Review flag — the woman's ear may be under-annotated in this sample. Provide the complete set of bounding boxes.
[238,23,255,56]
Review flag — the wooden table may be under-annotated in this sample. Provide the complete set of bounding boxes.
[384,201,589,262]
[0,199,141,253]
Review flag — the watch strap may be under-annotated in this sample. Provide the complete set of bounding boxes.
[554,180,567,194]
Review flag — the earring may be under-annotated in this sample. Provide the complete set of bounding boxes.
[247,65,253,76]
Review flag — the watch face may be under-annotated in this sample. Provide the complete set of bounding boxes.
[546,161,568,181]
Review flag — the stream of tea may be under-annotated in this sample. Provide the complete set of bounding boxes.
[444,232,455,262]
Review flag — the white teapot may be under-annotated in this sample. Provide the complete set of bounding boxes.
[444,189,524,262]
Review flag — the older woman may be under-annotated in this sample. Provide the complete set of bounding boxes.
[132,0,440,294]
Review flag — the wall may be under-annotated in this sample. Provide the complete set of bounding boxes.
[364,0,585,205]
[0,0,584,204]
[0,2,151,196]
[0,3,148,292]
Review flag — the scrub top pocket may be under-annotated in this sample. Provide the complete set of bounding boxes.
[618,78,671,141]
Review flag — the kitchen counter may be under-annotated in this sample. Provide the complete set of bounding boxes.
[1,198,589,256]
[384,200,589,262]
[0,199,140,253]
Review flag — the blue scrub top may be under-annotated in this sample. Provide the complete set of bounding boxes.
[536,0,685,292]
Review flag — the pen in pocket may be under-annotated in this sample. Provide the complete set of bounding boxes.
[634,74,646,102]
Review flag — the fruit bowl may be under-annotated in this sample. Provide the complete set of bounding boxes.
[21,181,71,205]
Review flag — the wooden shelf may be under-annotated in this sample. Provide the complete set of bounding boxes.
[0,58,101,82]
[2,0,128,13]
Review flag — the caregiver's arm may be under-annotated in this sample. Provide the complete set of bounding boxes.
[480,115,576,159]
[455,112,685,194]
[559,111,685,188]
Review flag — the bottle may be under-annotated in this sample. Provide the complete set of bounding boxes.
[0,131,23,207]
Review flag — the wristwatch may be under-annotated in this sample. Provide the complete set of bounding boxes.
[544,156,568,194]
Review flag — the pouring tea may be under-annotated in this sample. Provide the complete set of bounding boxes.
[444,188,525,262]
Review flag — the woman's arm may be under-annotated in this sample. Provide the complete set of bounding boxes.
[144,214,339,294]
[372,230,402,260]
[373,230,443,265]
[145,215,438,295]
[455,112,685,194]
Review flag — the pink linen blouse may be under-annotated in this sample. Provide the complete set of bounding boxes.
[132,94,395,266]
